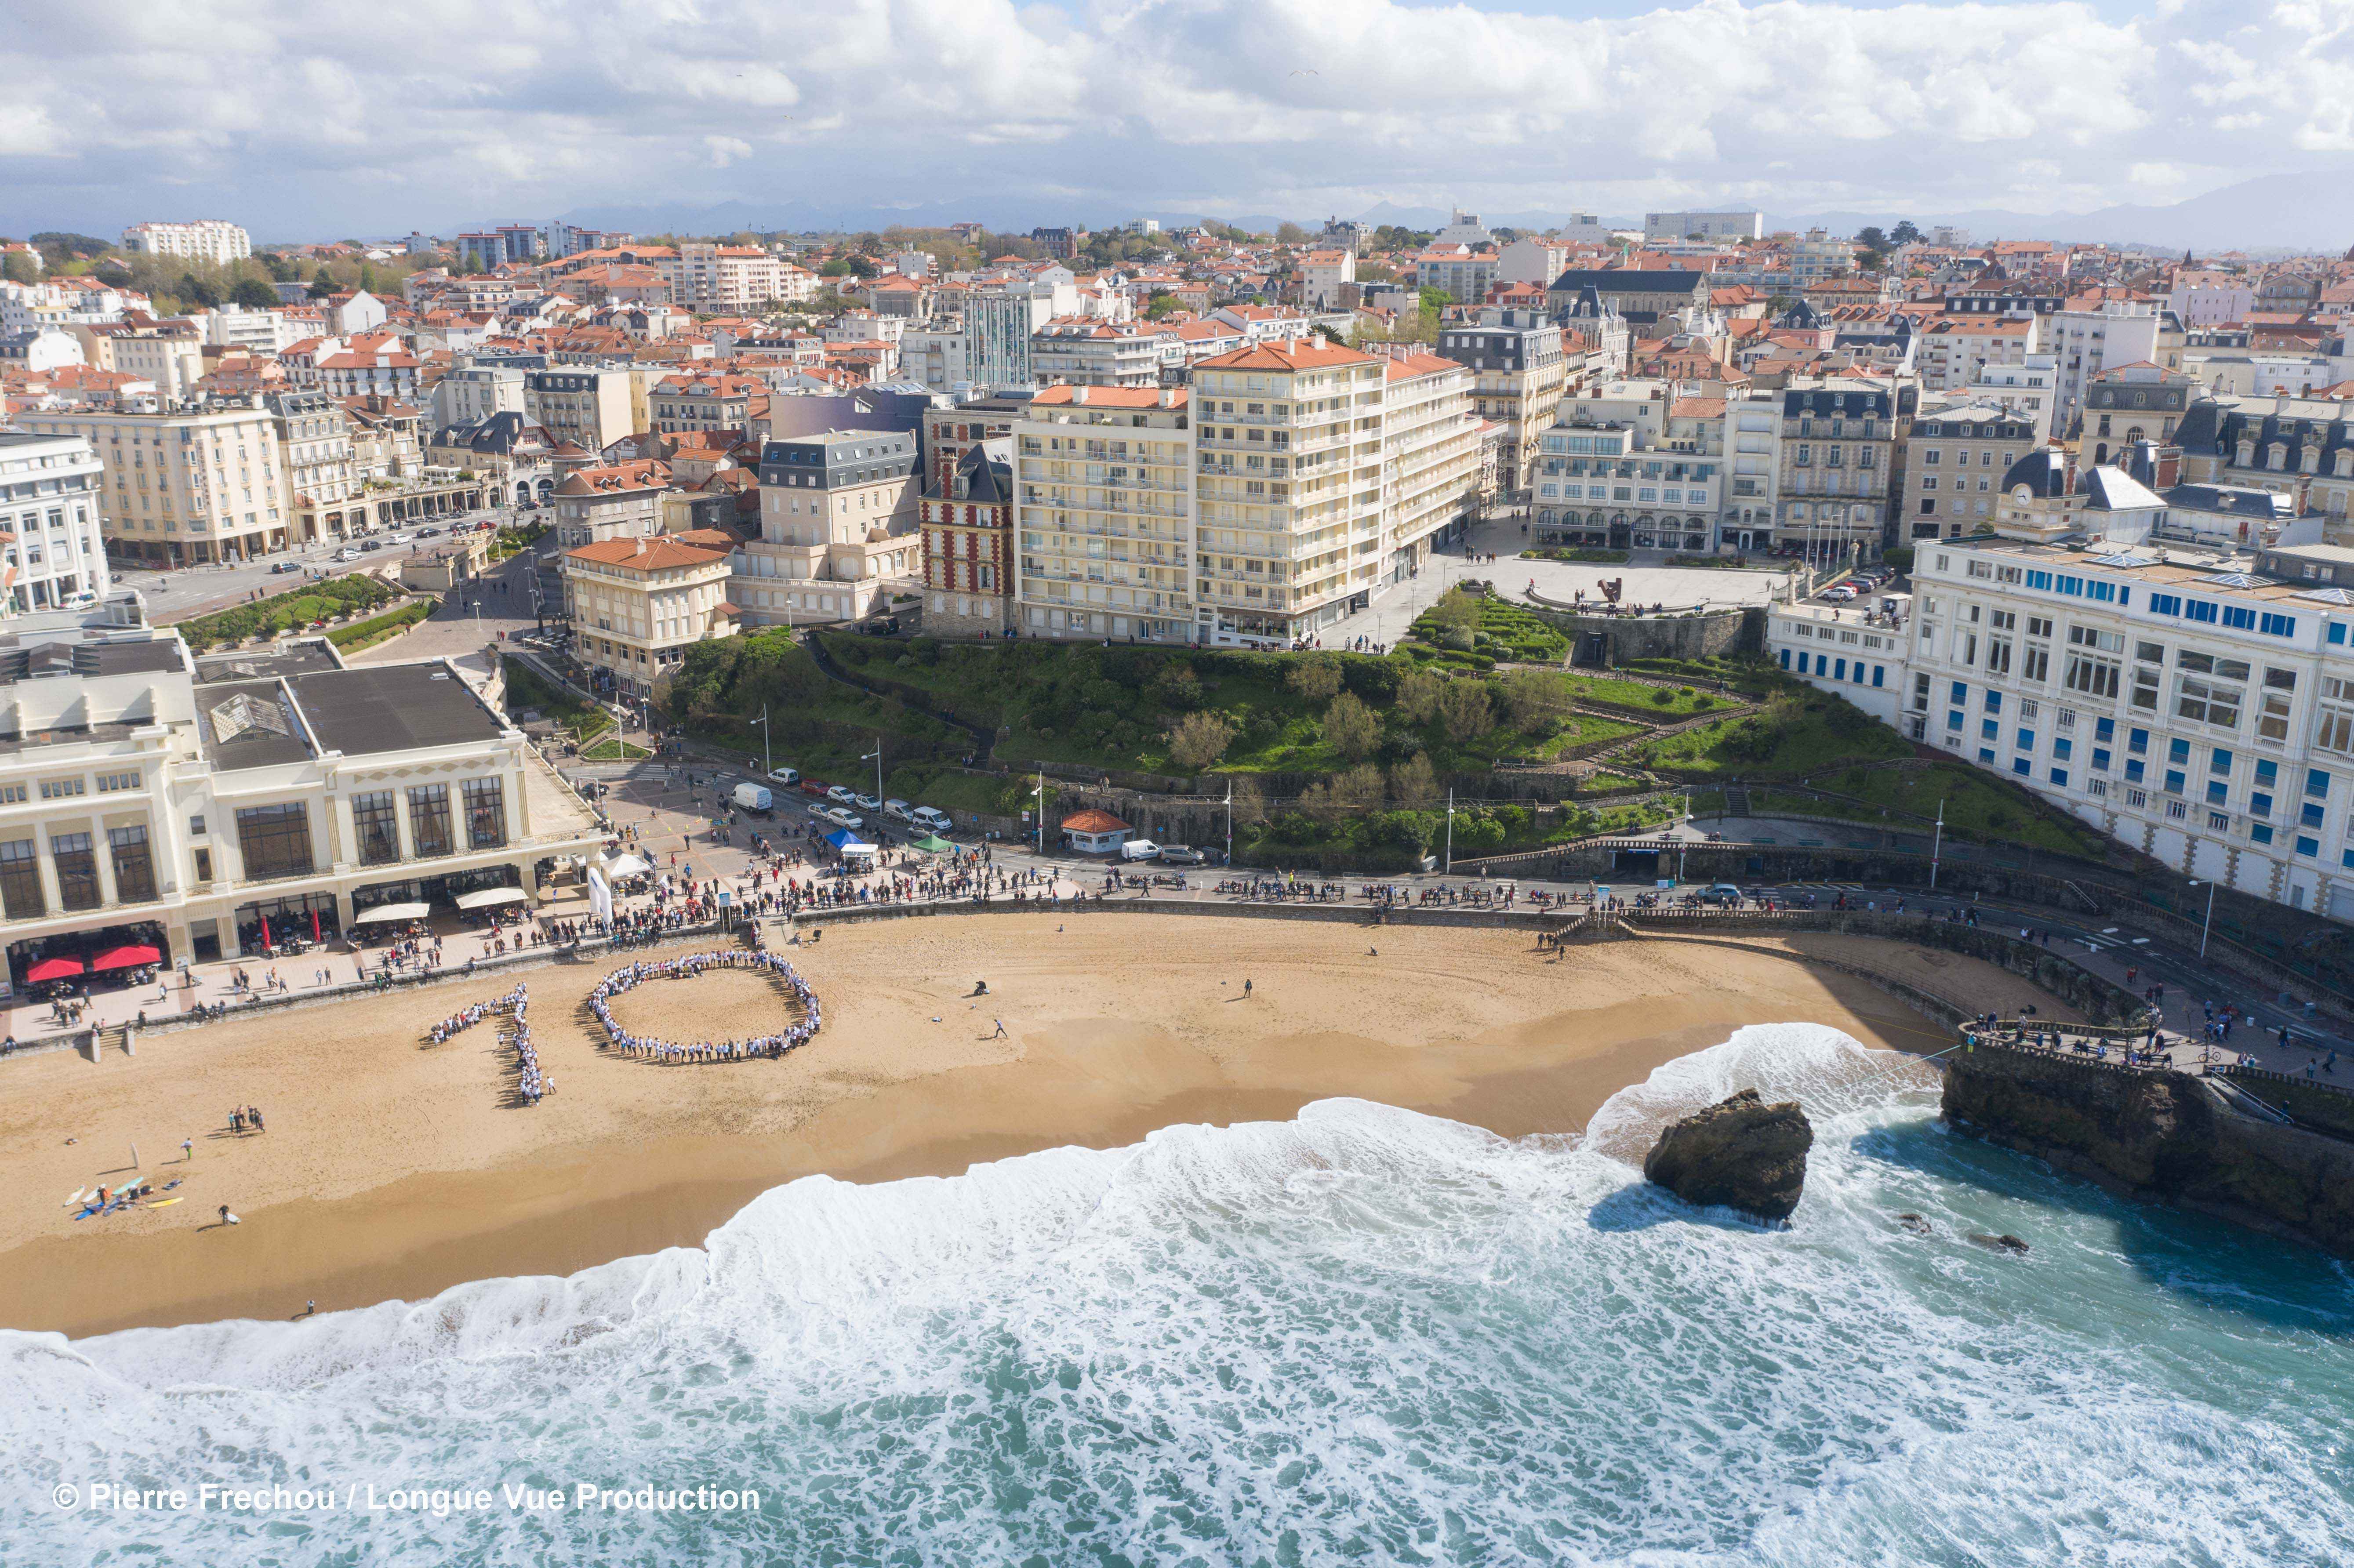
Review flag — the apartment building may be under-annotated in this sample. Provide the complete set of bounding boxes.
[1775,381,1904,563]
[118,221,251,264]
[919,438,1015,637]
[261,391,359,541]
[1030,318,1160,388]
[1644,211,1763,242]
[434,365,527,428]
[1010,385,1195,643]
[1889,538,2354,918]
[1918,315,2041,392]
[548,461,672,550]
[662,243,788,312]
[650,372,764,435]
[2078,363,2199,468]
[0,599,603,990]
[2050,301,2165,433]
[1722,392,1783,551]
[1530,383,1725,553]
[1437,307,1566,496]
[1377,351,1484,579]
[1965,353,2060,443]
[2175,391,2354,527]
[730,430,921,626]
[1189,341,1392,643]
[966,290,1051,386]
[922,391,1034,493]
[523,367,639,453]
[87,322,204,401]
[1413,245,1499,301]
[562,531,738,699]
[18,400,288,566]
[0,432,109,616]
[897,319,971,392]
[1899,404,2037,541]
[1299,250,1355,309]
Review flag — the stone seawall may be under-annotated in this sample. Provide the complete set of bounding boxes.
[1943,1042,2354,1258]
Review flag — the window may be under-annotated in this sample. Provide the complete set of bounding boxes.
[235,802,313,882]
[462,778,507,850]
[51,831,101,911]
[109,825,155,904]
[2176,676,2243,730]
[95,771,140,793]
[2309,769,2332,799]
[38,777,85,800]
[2063,653,2120,700]
[2130,664,2161,711]
[0,838,44,920]
[352,790,401,866]
[2317,675,2354,756]
[407,784,454,859]
[2021,644,2050,682]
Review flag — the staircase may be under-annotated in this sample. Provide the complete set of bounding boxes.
[1722,783,1753,818]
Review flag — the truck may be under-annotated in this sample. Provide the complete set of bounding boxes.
[731,782,774,815]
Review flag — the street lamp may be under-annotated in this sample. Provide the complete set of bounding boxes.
[2187,878,2218,958]
[749,704,771,777]
[863,738,883,802]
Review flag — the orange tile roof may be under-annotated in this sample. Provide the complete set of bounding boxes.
[565,534,730,569]
[1195,339,1375,372]
[1028,385,1186,408]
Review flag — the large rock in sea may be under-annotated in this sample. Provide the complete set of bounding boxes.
[1643,1088,1814,1222]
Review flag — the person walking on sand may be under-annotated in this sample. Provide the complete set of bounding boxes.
[181,1137,193,1163]
[992,1018,1007,1039]
[1244,978,1253,997]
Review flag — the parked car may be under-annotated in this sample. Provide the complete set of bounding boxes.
[850,793,883,813]
[1118,839,1161,862]
[334,547,361,562]
[270,561,300,573]
[825,784,858,806]
[1821,585,1856,602]
[418,526,441,537]
[812,805,864,831]
[797,778,832,798]
[1694,883,1745,907]
[883,799,914,822]
[768,766,801,786]
[909,806,953,834]
[1157,845,1206,866]
[360,540,383,552]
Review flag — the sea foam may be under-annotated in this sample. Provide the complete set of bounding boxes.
[4,1023,2350,1565]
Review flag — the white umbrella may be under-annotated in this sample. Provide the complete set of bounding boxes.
[454,886,531,910]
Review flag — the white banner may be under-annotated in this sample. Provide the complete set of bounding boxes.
[588,866,613,926]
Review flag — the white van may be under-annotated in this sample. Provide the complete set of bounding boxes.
[731,782,773,814]
[909,806,953,834]
[883,799,914,822]
[1118,839,1160,862]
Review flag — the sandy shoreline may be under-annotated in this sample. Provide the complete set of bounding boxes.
[0,916,2077,1340]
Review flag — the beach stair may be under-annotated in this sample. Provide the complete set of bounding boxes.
[1723,784,1753,818]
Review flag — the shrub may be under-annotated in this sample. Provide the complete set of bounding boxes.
[1167,710,1235,771]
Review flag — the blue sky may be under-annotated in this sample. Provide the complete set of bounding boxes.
[2,0,2347,240]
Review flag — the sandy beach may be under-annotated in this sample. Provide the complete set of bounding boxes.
[0,914,2076,1339]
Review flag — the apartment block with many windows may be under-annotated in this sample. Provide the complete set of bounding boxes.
[19,401,288,566]
[1011,386,1196,643]
[0,432,109,617]
[1776,536,2354,920]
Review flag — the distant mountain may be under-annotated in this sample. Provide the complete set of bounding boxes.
[1779,173,2354,252]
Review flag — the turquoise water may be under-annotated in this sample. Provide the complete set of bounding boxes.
[5,1024,2352,1566]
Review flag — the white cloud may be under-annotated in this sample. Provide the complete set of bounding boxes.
[0,0,2349,234]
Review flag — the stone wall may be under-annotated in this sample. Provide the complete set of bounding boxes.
[1943,1042,2354,1258]
[1517,605,1761,665]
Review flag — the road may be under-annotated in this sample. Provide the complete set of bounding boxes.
[345,541,551,668]
[109,504,529,625]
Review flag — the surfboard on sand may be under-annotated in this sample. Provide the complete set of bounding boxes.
[149,1198,182,1209]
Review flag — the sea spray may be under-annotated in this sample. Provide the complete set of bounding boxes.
[4,1024,2350,1565]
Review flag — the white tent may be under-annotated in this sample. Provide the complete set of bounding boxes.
[605,853,652,879]
[454,886,531,910]
[352,901,431,925]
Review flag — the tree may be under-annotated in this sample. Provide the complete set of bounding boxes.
[1144,289,1180,320]
[1275,221,1309,244]
[1322,692,1379,760]
[176,270,221,309]
[1890,221,1922,245]
[1168,710,1235,771]
[846,254,879,279]
[1856,226,1889,253]
[1397,669,1445,725]
[1498,668,1569,732]
[307,274,336,299]
[1,250,34,284]
[229,276,279,309]
[1151,661,1204,711]
[1390,752,1441,809]
[1286,659,1342,702]
[819,258,852,277]
[357,262,381,296]
[1438,679,1493,744]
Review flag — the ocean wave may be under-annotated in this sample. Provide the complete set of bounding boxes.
[4,1024,2350,1566]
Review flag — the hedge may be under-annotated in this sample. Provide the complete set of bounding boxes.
[178,572,403,652]
[327,602,430,650]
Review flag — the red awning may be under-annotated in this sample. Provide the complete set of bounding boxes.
[91,944,163,972]
[24,957,85,983]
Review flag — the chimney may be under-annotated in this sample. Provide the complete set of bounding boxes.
[1158,387,1177,409]
[1073,385,1089,404]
